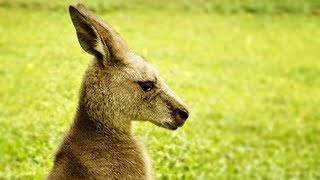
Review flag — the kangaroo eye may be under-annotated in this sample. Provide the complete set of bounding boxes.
[138,81,154,92]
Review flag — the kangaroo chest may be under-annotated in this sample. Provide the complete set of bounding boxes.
[63,130,151,179]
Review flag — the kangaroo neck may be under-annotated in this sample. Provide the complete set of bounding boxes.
[74,104,133,136]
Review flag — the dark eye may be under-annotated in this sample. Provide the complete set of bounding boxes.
[138,81,154,92]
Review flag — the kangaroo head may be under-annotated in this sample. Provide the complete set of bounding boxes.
[69,4,189,131]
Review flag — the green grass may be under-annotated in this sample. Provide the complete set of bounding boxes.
[1,0,320,14]
[1,1,320,179]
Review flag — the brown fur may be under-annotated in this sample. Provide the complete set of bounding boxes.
[47,4,189,180]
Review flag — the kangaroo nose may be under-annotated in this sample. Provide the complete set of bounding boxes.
[177,108,189,121]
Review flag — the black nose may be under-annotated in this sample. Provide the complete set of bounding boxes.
[177,108,189,121]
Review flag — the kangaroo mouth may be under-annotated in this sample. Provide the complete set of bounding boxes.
[164,122,178,130]
[163,117,186,130]
[151,120,179,130]
[149,111,185,130]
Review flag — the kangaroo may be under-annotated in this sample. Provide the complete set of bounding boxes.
[47,4,189,180]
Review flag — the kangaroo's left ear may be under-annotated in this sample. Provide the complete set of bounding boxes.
[69,4,130,66]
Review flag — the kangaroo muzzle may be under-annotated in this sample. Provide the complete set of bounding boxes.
[174,108,189,127]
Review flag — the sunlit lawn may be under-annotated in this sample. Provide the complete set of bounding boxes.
[0,4,319,179]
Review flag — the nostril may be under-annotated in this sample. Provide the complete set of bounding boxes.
[178,109,189,120]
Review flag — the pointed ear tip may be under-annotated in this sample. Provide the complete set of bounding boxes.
[69,5,76,14]
[69,4,88,16]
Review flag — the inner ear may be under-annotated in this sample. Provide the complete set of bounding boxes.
[92,34,110,66]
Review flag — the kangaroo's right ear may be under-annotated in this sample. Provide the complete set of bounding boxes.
[69,5,110,67]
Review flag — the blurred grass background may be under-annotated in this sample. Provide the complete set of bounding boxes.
[0,0,320,179]
[0,0,320,14]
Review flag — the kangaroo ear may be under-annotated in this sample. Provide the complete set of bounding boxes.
[69,5,109,66]
[69,4,130,66]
